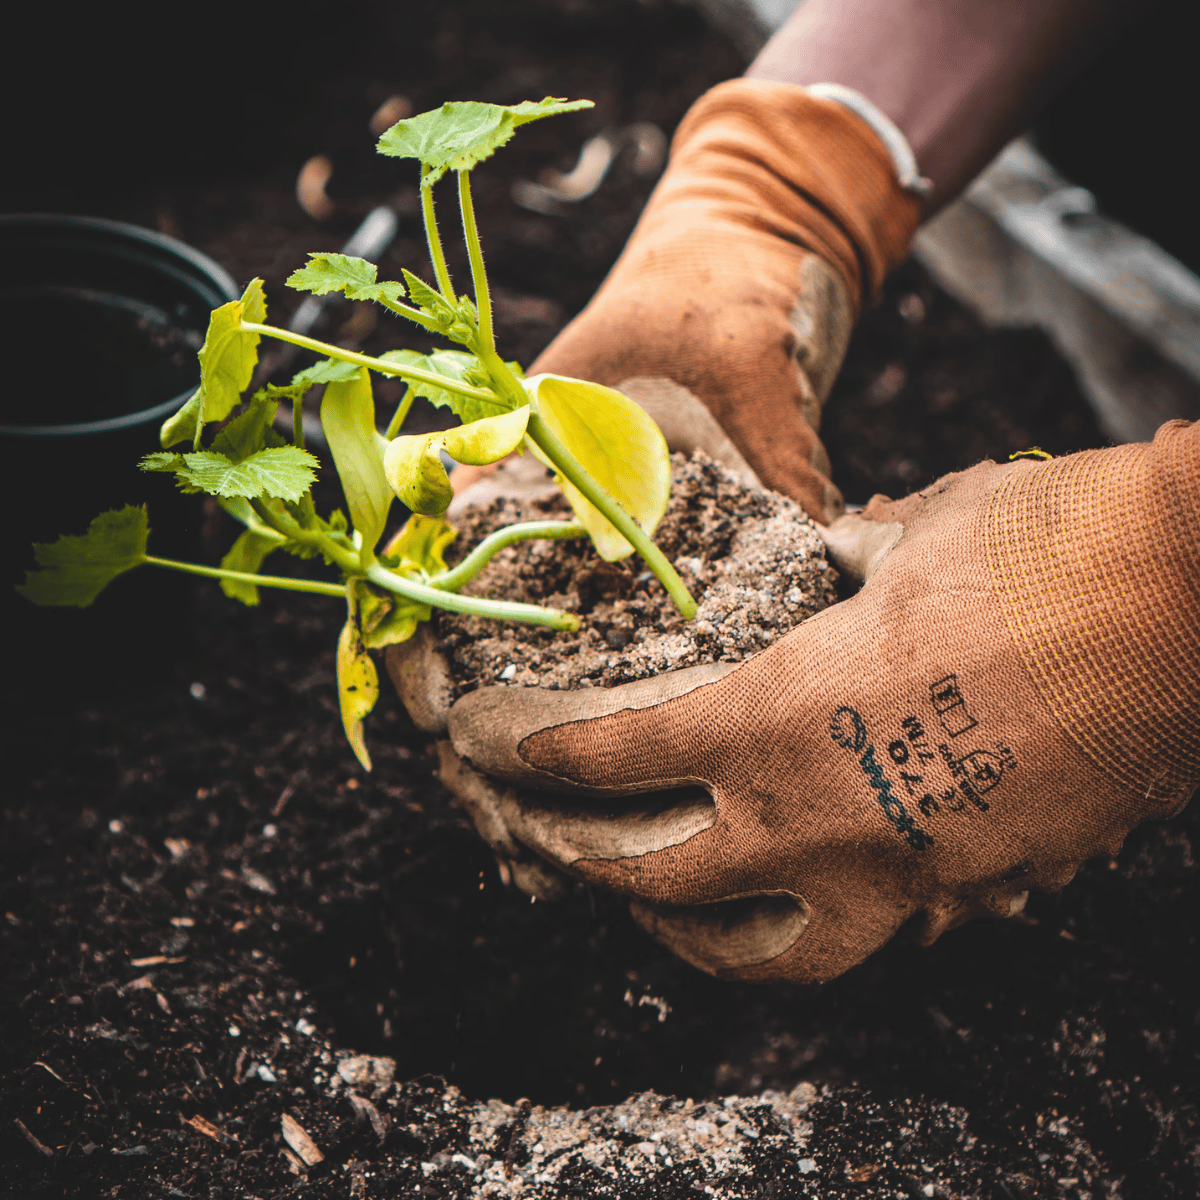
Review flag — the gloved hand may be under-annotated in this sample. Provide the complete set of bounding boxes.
[445,422,1200,982]
[517,78,922,524]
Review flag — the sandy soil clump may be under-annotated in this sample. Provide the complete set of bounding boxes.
[437,451,838,695]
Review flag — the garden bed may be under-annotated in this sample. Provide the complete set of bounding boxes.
[3,2,1198,1198]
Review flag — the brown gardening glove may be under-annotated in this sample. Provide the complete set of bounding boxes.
[444,422,1200,983]
[524,78,921,524]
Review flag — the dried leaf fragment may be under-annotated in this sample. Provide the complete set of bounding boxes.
[346,1091,390,1141]
[847,1163,881,1182]
[281,1112,324,1167]
[14,1118,54,1158]
[182,1113,234,1145]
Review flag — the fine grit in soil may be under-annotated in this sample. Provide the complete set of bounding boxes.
[437,452,838,695]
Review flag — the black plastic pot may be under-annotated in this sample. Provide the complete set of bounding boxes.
[1,215,239,714]
[2,214,238,541]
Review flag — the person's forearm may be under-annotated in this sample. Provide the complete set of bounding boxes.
[747,0,1134,214]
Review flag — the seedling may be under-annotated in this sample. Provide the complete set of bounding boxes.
[19,98,696,769]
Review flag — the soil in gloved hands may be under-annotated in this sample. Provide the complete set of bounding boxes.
[435,451,838,695]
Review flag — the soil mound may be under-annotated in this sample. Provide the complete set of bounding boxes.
[437,451,837,694]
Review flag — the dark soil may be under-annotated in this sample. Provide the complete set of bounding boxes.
[4,2,1197,1198]
[437,452,836,694]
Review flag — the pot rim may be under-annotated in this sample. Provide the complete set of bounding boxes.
[0,213,239,438]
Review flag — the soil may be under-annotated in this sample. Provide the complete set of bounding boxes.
[436,452,836,694]
[4,2,1198,1199]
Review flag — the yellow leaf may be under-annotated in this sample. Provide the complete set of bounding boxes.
[440,405,530,465]
[527,373,670,561]
[383,407,530,515]
[197,279,268,428]
[382,433,455,515]
[336,612,379,771]
[320,368,392,553]
[348,578,429,650]
[382,514,458,575]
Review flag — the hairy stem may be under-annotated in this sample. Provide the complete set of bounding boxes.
[239,323,501,408]
[432,520,585,592]
[249,498,359,574]
[384,388,417,440]
[365,562,579,631]
[376,298,442,333]
[458,171,493,350]
[524,414,698,619]
[143,556,347,598]
[421,171,454,300]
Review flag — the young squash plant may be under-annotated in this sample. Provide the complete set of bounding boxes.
[18,98,697,769]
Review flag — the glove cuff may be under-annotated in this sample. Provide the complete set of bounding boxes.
[670,78,922,308]
[985,421,1200,812]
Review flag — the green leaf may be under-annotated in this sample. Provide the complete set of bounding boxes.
[142,447,318,501]
[293,357,362,386]
[211,397,285,463]
[160,388,204,449]
[183,447,318,501]
[379,348,511,425]
[377,97,594,186]
[198,278,267,430]
[141,451,185,473]
[241,276,267,325]
[219,527,286,606]
[383,406,529,516]
[16,507,149,607]
[528,373,671,561]
[337,609,379,771]
[319,368,392,554]
[400,269,452,324]
[286,253,406,304]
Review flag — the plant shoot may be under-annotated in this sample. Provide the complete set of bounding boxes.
[19,98,697,768]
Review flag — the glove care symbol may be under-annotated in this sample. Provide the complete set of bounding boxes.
[830,706,933,852]
[929,675,978,737]
[958,748,1014,793]
[939,743,1019,812]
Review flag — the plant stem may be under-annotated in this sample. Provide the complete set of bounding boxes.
[432,520,585,592]
[239,323,501,408]
[232,503,577,630]
[143,556,347,598]
[384,388,416,440]
[292,393,305,450]
[421,170,454,300]
[376,298,442,333]
[365,562,579,632]
[458,171,493,350]
[250,498,359,574]
[524,414,698,619]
